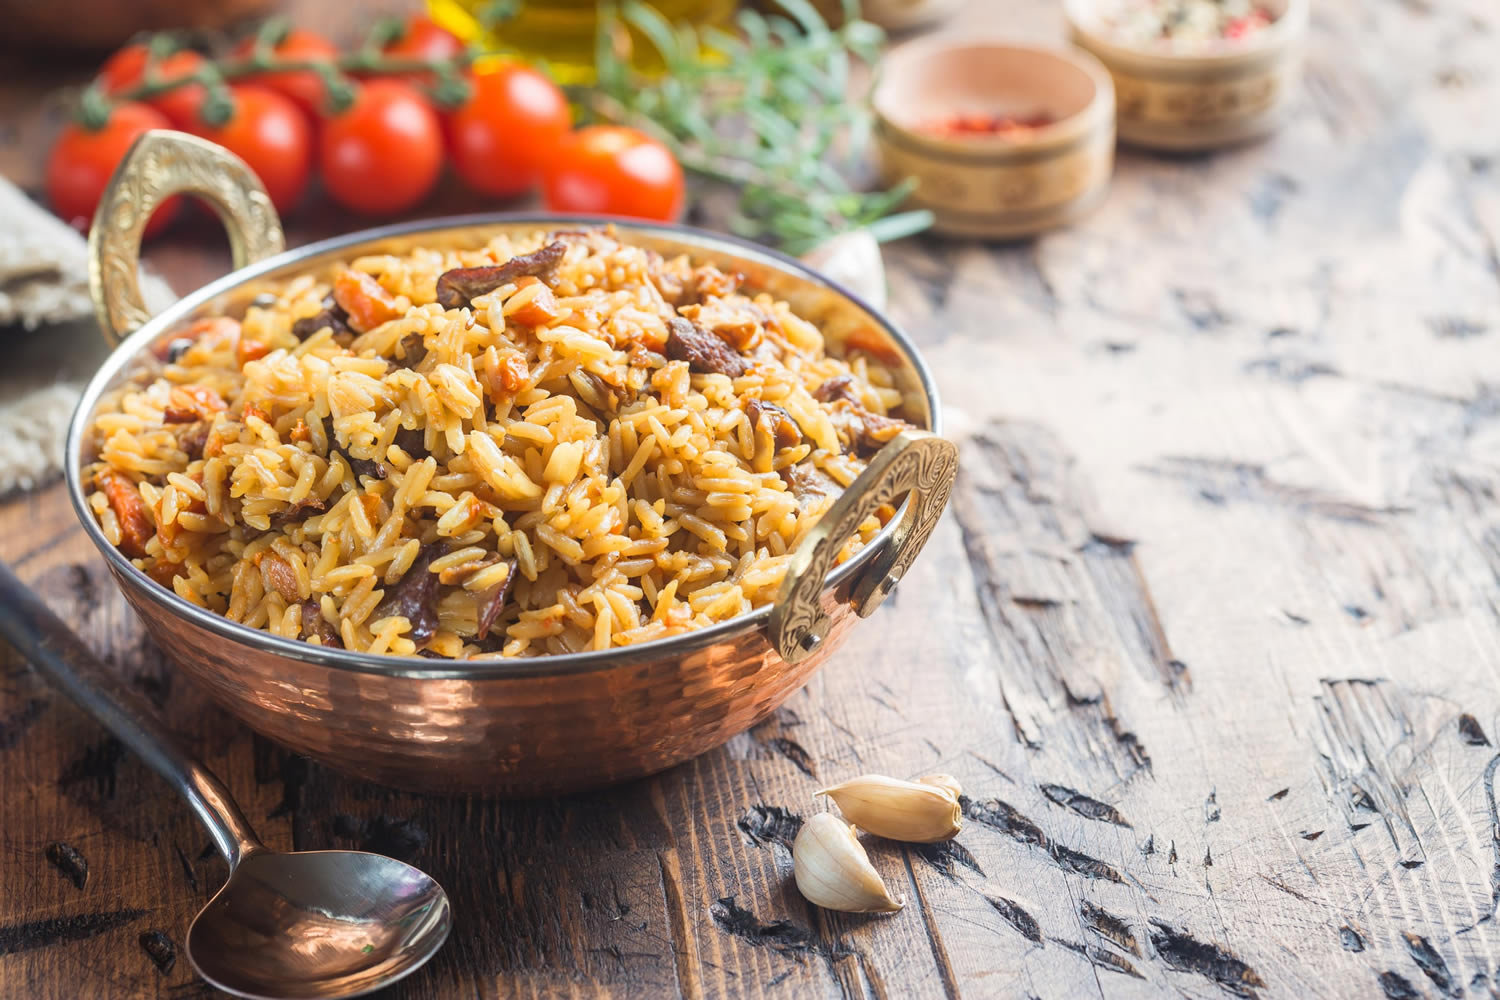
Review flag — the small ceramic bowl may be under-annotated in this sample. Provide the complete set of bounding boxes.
[872,38,1116,240]
[1064,0,1309,151]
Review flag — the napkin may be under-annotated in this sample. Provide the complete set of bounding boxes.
[0,176,176,497]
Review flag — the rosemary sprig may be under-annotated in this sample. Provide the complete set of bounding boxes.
[584,0,931,255]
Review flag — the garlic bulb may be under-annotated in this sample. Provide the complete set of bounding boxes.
[818,773,963,843]
[793,813,904,913]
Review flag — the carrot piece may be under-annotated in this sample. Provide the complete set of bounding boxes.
[332,269,402,333]
[97,469,154,558]
[146,559,186,588]
[508,276,565,327]
[235,337,271,367]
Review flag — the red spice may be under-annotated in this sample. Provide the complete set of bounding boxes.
[921,111,1056,138]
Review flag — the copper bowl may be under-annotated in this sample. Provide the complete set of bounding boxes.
[64,132,958,796]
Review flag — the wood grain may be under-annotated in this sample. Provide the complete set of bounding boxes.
[4,0,1500,996]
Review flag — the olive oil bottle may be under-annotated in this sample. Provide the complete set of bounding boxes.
[428,0,738,83]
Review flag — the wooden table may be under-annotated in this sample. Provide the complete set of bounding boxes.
[5,0,1500,996]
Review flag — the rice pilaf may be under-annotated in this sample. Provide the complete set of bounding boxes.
[84,228,913,659]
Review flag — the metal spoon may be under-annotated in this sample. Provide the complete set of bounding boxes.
[0,561,451,999]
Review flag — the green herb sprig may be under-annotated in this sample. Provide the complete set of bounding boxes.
[585,0,931,255]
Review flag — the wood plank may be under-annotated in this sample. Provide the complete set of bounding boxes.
[4,0,1500,995]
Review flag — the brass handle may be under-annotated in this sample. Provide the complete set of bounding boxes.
[87,129,285,346]
[769,429,959,664]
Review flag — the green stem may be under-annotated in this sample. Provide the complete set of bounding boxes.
[100,50,480,113]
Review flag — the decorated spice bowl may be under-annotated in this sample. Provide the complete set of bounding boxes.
[66,130,958,797]
[1064,0,1310,151]
[871,36,1115,240]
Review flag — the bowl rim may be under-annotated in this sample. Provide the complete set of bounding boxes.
[872,35,1116,154]
[64,212,943,681]
[1063,0,1309,69]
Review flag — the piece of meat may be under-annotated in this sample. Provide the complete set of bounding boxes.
[371,542,445,643]
[678,300,762,352]
[665,316,746,377]
[686,264,740,304]
[290,419,312,444]
[650,268,686,305]
[176,422,211,460]
[435,241,567,309]
[393,427,429,459]
[828,399,911,454]
[163,385,227,424]
[781,462,841,502]
[269,496,326,529]
[291,296,353,343]
[322,416,387,482]
[300,600,343,648]
[255,550,301,602]
[813,373,860,404]
[747,398,803,450]
[96,469,154,558]
[476,558,519,640]
[332,269,402,333]
[394,332,427,370]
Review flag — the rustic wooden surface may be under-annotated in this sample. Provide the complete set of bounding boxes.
[5,0,1500,997]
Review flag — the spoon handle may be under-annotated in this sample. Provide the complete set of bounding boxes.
[0,560,263,866]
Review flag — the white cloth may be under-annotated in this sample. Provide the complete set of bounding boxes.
[0,175,177,496]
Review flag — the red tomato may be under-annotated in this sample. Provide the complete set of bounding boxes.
[234,29,339,119]
[318,80,443,216]
[444,63,571,198]
[97,44,150,93]
[383,14,465,62]
[47,102,179,236]
[99,47,209,130]
[542,126,684,222]
[184,85,312,215]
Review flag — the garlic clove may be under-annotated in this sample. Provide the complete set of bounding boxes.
[793,813,905,913]
[817,773,964,843]
[917,773,964,800]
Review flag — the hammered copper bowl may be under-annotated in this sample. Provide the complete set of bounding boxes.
[64,131,958,796]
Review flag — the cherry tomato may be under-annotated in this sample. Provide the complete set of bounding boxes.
[444,63,571,198]
[233,29,339,119]
[318,80,443,216]
[99,47,209,130]
[542,126,684,222]
[47,102,179,236]
[97,44,150,93]
[185,85,312,215]
[383,14,464,62]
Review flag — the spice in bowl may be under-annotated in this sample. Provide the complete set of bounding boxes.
[1102,0,1276,48]
[919,111,1056,139]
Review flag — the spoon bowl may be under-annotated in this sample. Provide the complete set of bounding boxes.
[188,850,452,999]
